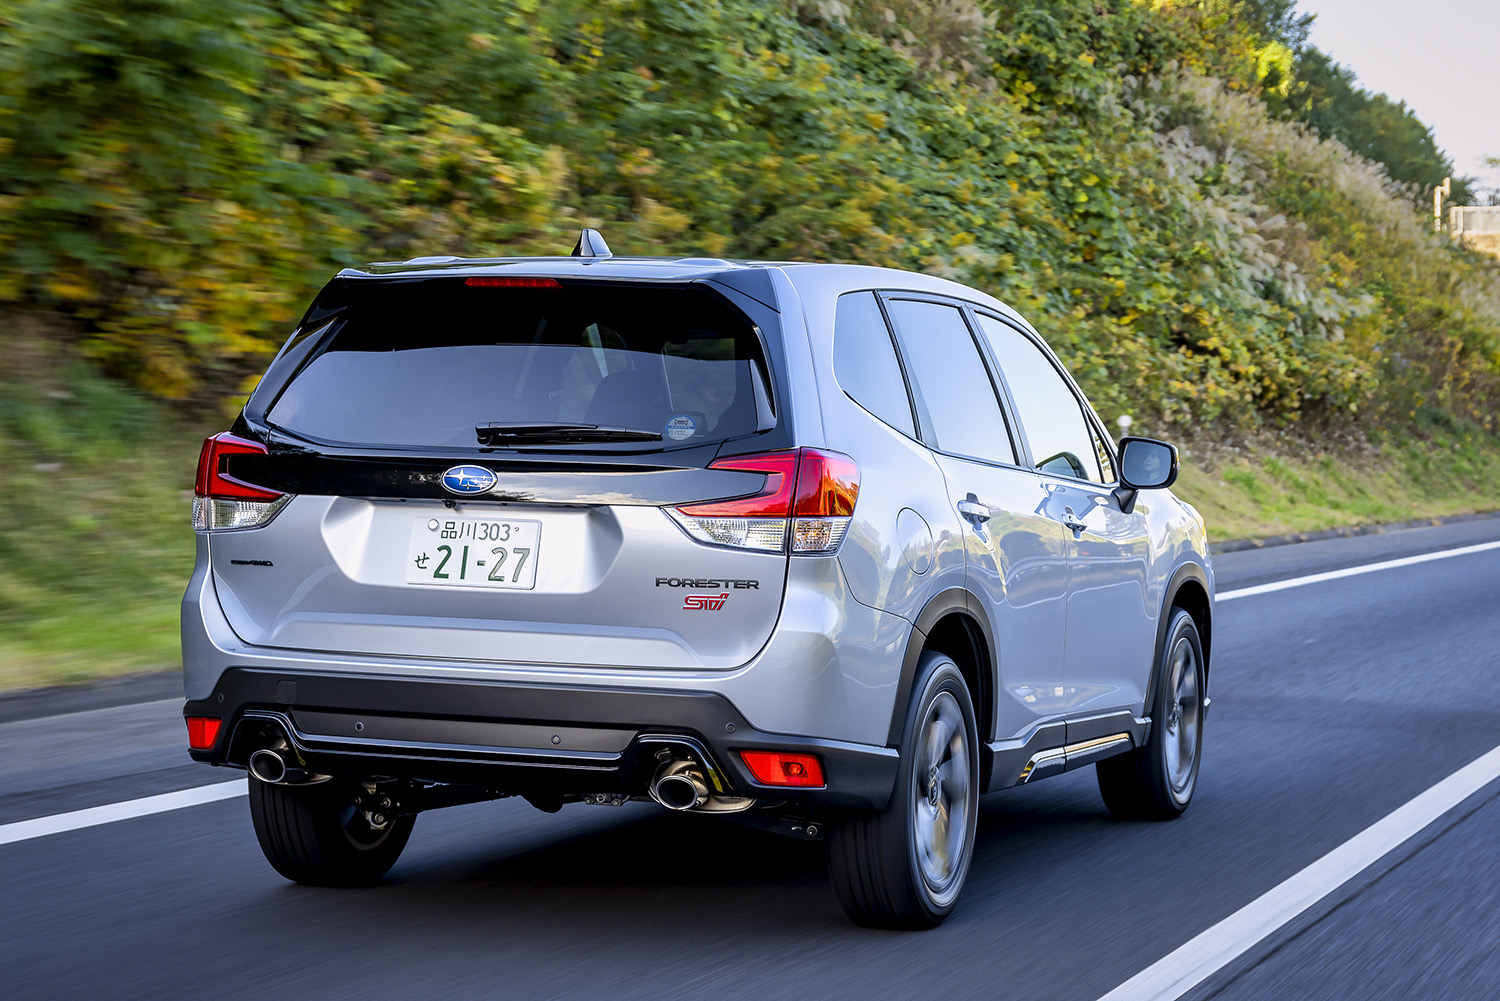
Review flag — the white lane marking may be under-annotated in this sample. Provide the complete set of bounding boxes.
[0,780,245,847]
[1217,539,1500,601]
[1095,742,1500,1001]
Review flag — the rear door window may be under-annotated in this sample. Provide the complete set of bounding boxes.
[266,281,772,449]
[882,298,1016,466]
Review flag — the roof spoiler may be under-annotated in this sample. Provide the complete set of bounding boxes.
[571,229,613,260]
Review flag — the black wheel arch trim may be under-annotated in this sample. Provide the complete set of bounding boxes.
[885,588,996,748]
[1144,561,1213,716]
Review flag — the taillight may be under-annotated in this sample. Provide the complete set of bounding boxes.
[192,433,289,532]
[791,448,859,554]
[185,717,222,750]
[667,448,859,554]
[739,750,826,788]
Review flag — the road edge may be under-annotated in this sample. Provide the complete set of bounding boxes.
[0,669,182,725]
[1210,509,1500,554]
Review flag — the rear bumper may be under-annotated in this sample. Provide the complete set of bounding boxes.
[185,667,899,810]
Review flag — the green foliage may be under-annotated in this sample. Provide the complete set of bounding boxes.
[1,0,1498,443]
[0,325,202,688]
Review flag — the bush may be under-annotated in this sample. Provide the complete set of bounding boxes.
[1,0,1497,440]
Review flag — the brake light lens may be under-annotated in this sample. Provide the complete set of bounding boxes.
[791,448,860,553]
[464,276,562,288]
[185,717,222,750]
[740,750,826,788]
[667,448,859,554]
[192,433,289,532]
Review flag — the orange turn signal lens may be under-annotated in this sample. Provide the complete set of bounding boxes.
[186,717,222,750]
[739,750,825,788]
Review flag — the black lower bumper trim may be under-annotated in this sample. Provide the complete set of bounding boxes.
[185,668,898,810]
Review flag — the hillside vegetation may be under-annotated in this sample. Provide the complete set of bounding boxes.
[2,0,1500,687]
[3,0,1500,433]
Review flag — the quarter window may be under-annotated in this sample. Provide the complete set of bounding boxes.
[974,315,1106,483]
[883,299,1016,466]
[832,292,916,438]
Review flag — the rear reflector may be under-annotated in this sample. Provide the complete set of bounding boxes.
[669,448,858,554]
[464,276,562,288]
[192,433,289,532]
[186,717,222,750]
[739,750,826,788]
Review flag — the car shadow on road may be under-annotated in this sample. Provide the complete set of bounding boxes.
[235,769,1130,940]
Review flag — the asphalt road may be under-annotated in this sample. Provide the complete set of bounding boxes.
[4,517,1500,1001]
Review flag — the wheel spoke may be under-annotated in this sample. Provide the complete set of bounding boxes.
[926,710,957,768]
[1164,639,1200,794]
[911,689,972,898]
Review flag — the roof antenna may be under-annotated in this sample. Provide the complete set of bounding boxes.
[571,228,612,260]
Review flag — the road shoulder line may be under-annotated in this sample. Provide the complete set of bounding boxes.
[1217,540,1500,601]
[1094,743,1500,1001]
[0,780,245,847]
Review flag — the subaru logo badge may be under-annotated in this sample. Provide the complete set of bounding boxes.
[440,465,497,496]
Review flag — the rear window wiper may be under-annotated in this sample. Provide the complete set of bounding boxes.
[475,422,664,445]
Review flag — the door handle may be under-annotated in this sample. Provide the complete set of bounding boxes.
[1062,506,1087,534]
[957,497,990,523]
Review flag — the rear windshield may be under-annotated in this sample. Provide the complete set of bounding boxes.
[266,280,773,449]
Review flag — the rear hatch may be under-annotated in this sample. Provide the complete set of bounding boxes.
[209,274,795,671]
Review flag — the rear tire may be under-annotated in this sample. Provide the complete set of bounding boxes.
[1097,608,1205,820]
[248,776,416,886]
[827,652,979,928]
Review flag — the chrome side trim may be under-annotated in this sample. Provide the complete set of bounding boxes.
[1062,734,1133,770]
[1016,732,1136,784]
[985,719,1068,792]
[1017,747,1067,784]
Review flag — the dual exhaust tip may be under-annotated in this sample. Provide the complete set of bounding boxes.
[649,758,711,810]
[249,732,744,811]
[247,746,327,786]
[647,754,755,813]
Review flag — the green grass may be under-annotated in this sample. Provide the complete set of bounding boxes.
[0,354,207,692]
[3,356,1499,693]
[1175,422,1500,543]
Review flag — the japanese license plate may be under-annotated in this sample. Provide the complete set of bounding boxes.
[405,516,541,589]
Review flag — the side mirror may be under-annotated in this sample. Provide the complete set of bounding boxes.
[1118,437,1179,490]
[1114,437,1178,513]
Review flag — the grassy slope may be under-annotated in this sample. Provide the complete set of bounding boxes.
[0,346,204,691]
[1176,429,1500,542]
[2,356,1497,692]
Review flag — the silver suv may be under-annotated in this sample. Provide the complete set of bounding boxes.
[182,231,1213,928]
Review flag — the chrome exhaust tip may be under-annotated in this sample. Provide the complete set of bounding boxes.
[650,760,710,811]
[247,746,327,785]
[248,748,289,784]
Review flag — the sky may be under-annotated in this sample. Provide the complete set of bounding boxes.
[1299,0,1500,201]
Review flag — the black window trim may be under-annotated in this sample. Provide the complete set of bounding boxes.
[965,307,1123,489]
[875,290,1027,472]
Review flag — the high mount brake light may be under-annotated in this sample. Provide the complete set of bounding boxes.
[192,433,289,532]
[464,276,562,288]
[668,448,859,554]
